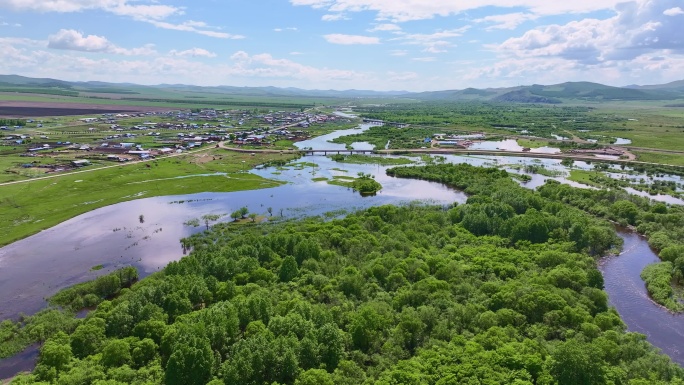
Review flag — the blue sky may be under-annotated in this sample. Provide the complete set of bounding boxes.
[0,0,682,91]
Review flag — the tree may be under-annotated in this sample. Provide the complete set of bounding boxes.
[550,339,605,385]
[70,318,106,358]
[249,213,258,222]
[394,307,425,354]
[318,323,343,371]
[101,339,131,368]
[165,338,214,385]
[267,207,273,217]
[293,239,321,265]
[333,360,366,385]
[587,226,617,256]
[611,200,639,225]
[231,210,241,222]
[39,333,72,372]
[296,369,334,385]
[279,256,299,282]
[132,338,158,368]
[239,206,249,218]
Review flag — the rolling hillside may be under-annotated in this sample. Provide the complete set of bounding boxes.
[0,74,683,104]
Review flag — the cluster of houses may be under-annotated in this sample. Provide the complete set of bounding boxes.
[2,133,31,145]
[431,133,485,148]
[2,108,350,174]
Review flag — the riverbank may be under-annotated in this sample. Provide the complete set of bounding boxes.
[0,150,297,247]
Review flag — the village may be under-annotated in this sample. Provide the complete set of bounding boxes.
[0,108,353,175]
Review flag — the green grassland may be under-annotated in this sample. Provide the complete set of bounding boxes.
[567,169,604,188]
[516,138,550,148]
[634,151,684,167]
[0,92,320,110]
[0,150,297,246]
[581,106,684,150]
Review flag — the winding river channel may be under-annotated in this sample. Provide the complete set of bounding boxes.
[1,122,684,377]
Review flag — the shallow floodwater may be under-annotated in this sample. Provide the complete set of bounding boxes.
[601,231,684,365]
[469,139,561,154]
[0,133,462,320]
[624,188,684,205]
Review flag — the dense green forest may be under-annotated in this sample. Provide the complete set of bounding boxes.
[388,163,684,312]
[4,164,684,384]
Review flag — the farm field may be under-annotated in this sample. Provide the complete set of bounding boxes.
[0,101,178,117]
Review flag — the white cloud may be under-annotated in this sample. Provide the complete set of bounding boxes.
[663,7,684,16]
[290,51,304,55]
[228,51,362,81]
[169,48,217,58]
[389,49,408,56]
[0,1,243,39]
[412,57,436,62]
[392,27,468,53]
[323,34,380,45]
[0,0,180,20]
[48,29,110,52]
[290,0,627,22]
[463,0,684,89]
[0,38,370,88]
[495,0,684,64]
[143,19,244,39]
[368,23,401,32]
[474,13,538,30]
[464,53,684,89]
[423,43,450,53]
[274,27,299,32]
[47,29,156,55]
[322,13,348,21]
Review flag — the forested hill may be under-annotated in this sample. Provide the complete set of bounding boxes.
[5,164,684,385]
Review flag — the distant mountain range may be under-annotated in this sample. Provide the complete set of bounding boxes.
[1,74,683,104]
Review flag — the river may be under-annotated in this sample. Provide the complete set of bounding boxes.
[1,122,683,377]
[601,230,684,364]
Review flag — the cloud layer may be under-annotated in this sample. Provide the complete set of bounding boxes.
[48,29,156,56]
[497,0,684,64]
[291,0,627,22]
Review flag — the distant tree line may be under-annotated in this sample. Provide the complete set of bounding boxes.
[0,119,26,127]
